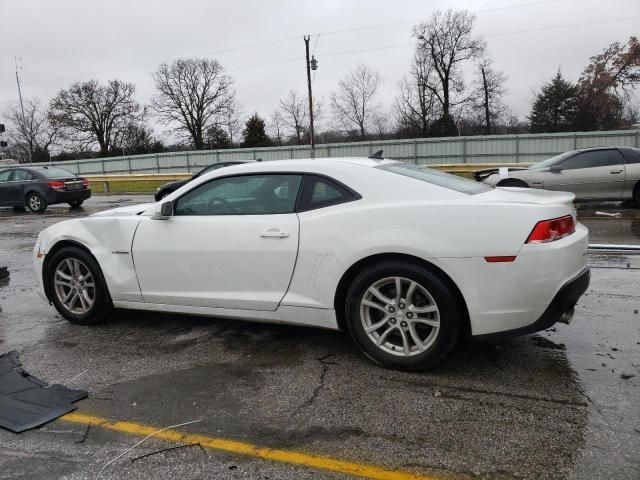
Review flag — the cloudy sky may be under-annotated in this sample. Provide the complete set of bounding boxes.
[1,0,639,134]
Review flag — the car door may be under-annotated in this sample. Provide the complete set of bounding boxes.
[6,169,34,204]
[543,149,625,200]
[0,169,14,205]
[132,173,302,311]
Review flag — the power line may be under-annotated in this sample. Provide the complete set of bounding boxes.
[485,16,640,37]
[22,0,565,87]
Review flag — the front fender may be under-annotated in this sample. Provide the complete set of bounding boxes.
[38,217,144,303]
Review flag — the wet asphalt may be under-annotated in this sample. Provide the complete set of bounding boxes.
[0,196,638,480]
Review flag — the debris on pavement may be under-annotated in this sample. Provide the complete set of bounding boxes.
[594,211,622,217]
[620,373,635,380]
[97,419,202,479]
[75,423,91,444]
[0,350,87,433]
[130,442,204,463]
[0,266,9,279]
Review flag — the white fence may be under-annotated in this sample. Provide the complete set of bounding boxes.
[38,129,640,175]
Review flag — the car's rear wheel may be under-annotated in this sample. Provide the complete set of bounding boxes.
[46,246,112,325]
[68,200,84,208]
[345,261,462,371]
[26,192,47,213]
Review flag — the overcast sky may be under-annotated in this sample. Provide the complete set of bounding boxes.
[1,0,639,134]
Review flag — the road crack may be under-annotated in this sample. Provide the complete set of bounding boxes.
[292,354,336,415]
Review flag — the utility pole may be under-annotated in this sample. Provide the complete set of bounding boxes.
[304,36,317,158]
[15,56,31,163]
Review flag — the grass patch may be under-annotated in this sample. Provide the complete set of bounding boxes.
[90,180,166,194]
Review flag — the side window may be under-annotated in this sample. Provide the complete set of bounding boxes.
[174,174,302,216]
[298,175,359,212]
[0,170,12,182]
[561,150,623,170]
[11,170,33,181]
[622,148,640,164]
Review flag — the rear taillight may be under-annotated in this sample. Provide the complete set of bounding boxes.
[81,178,90,187]
[526,215,575,243]
[48,181,65,190]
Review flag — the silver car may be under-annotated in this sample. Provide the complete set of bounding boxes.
[474,147,640,205]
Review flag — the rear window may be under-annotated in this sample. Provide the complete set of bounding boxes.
[35,167,76,179]
[377,163,492,195]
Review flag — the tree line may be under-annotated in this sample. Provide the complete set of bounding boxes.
[2,9,639,163]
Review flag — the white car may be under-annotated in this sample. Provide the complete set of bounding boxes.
[34,158,590,370]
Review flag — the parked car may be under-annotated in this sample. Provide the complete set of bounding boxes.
[154,160,257,201]
[34,157,589,371]
[474,147,640,205]
[0,166,91,213]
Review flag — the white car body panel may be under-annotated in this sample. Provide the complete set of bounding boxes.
[34,158,589,337]
[132,214,300,310]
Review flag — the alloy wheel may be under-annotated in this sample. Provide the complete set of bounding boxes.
[53,258,96,315]
[360,276,440,357]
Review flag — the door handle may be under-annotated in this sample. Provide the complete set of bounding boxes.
[610,169,623,174]
[260,229,289,238]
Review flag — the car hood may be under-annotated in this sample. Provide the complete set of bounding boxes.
[473,166,529,181]
[91,202,156,217]
[161,179,190,190]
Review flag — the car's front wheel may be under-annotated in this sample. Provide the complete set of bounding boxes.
[46,246,113,325]
[345,261,462,371]
[26,192,47,213]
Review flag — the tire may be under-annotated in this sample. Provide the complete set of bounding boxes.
[633,182,640,208]
[497,179,529,188]
[45,246,113,325]
[345,261,462,371]
[68,200,84,208]
[26,192,47,213]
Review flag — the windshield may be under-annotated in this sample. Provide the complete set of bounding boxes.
[35,167,76,179]
[528,151,574,169]
[377,163,493,195]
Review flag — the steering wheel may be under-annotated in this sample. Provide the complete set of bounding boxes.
[206,197,230,213]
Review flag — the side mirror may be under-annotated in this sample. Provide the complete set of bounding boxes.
[152,201,173,220]
[549,165,563,173]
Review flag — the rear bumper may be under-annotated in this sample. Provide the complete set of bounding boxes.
[474,268,590,341]
[43,188,91,204]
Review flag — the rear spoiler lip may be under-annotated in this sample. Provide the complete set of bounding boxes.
[473,167,528,182]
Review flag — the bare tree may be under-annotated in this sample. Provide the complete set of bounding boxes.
[413,9,485,136]
[269,110,286,146]
[472,57,507,134]
[371,113,390,139]
[278,90,322,144]
[49,79,143,155]
[4,97,57,162]
[330,64,382,139]
[114,123,162,155]
[219,98,244,146]
[151,58,235,149]
[394,50,440,137]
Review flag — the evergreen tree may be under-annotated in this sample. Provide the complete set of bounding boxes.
[529,71,578,133]
[242,113,271,147]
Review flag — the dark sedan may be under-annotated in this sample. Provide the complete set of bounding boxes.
[0,166,91,213]
[154,160,257,201]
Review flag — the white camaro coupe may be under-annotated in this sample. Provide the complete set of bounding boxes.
[34,157,590,370]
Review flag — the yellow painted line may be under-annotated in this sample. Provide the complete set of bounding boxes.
[61,412,442,480]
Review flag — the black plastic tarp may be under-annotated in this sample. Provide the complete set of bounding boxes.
[0,350,87,433]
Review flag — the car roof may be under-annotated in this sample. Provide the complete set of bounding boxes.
[215,157,397,170]
[570,146,638,154]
